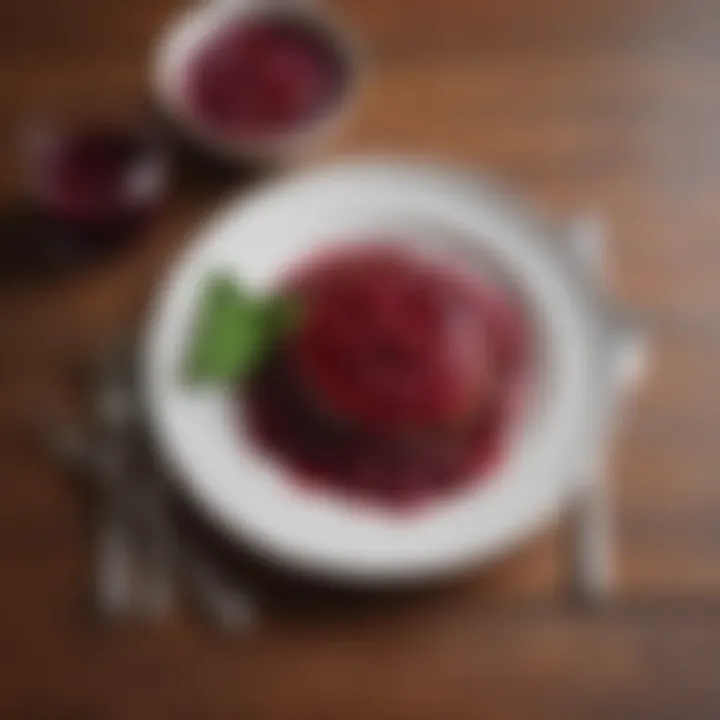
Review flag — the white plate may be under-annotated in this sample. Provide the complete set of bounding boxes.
[141,158,615,584]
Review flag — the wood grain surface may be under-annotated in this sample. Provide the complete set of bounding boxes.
[1,0,720,717]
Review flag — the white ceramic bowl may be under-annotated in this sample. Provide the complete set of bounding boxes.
[141,158,641,584]
[151,0,362,164]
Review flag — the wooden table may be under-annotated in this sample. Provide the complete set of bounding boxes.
[1,0,720,717]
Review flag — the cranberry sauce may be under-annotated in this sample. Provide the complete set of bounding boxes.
[31,125,166,248]
[187,15,345,137]
[244,245,530,509]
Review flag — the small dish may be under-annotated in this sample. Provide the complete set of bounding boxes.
[26,122,167,233]
[151,0,362,165]
[141,158,646,584]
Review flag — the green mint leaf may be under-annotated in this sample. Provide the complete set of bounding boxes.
[184,274,252,383]
[184,274,303,385]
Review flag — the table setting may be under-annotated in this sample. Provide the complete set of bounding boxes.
[11,0,720,716]
[42,203,644,631]
[7,0,649,633]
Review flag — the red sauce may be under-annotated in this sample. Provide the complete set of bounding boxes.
[245,245,530,509]
[187,16,344,137]
[30,125,165,253]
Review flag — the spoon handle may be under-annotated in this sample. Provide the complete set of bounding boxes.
[564,214,613,603]
[570,463,613,603]
[132,475,175,618]
[94,486,136,617]
[91,438,140,617]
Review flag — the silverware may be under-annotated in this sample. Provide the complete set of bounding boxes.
[569,459,613,604]
[564,215,616,604]
[130,460,176,619]
[43,417,138,618]
[93,348,144,618]
[44,344,257,629]
[96,345,178,620]
[93,447,137,618]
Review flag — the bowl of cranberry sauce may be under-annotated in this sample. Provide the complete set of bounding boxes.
[153,1,359,162]
[26,123,167,247]
[244,243,532,510]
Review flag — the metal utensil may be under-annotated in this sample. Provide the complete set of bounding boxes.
[43,416,137,618]
[563,214,634,604]
[91,348,145,617]
[96,343,180,620]
[562,215,612,603]
[41,330,265,630]
[130,458,176,619]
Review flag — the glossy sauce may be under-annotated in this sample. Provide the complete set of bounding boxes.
[187,16,344,137]
[245,245,530,509]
